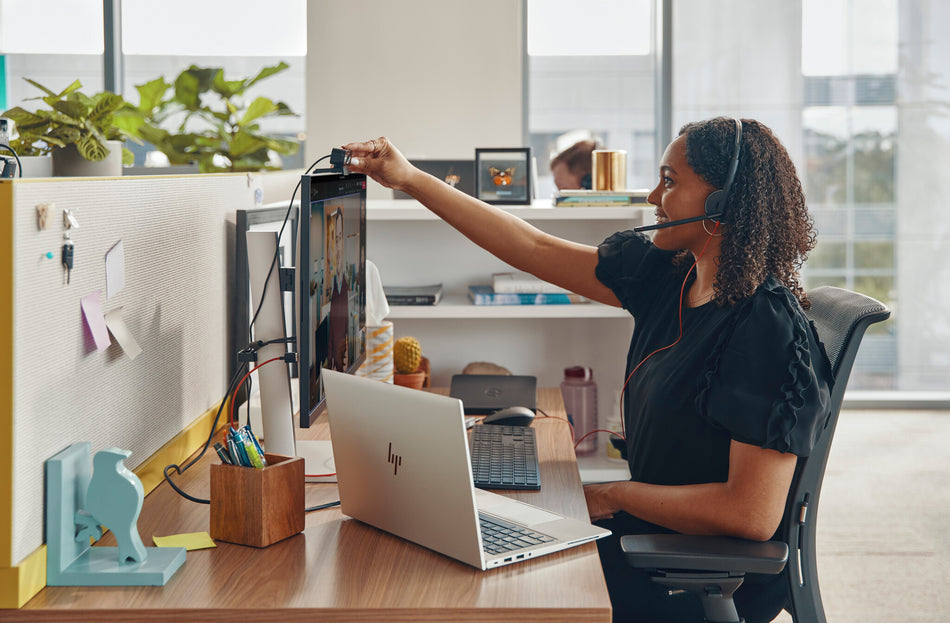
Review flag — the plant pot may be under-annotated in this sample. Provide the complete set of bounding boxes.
[53,140,124,177]
[17,155,53,178]
[393,370,426,390]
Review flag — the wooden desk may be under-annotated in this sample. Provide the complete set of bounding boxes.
[14,388,611,621]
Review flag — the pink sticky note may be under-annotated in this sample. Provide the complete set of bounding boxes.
[80,290,112,351]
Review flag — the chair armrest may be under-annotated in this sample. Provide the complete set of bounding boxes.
[621,534,788,576]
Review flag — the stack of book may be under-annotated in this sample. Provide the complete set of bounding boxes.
[384,283,443,306]
[468,273,589,305]
[553,189,650,207]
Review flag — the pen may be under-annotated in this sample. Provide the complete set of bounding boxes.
[214,442,234,465]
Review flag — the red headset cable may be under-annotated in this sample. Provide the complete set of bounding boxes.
[616,222,721,441]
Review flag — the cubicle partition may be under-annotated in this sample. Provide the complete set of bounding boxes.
[0,171,300,608]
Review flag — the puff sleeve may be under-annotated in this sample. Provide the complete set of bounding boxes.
[596,230,679,318]
[697,282,834,456]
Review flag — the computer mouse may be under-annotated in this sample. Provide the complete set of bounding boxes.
[481,406,535,427]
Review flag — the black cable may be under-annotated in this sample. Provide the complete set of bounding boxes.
[162,358,249,504]
[247,154,330,336]
[306,500,341,513]
[0,143,22,177]
[165,155,335,505]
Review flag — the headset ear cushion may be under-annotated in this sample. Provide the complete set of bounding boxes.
[704,189,724,218]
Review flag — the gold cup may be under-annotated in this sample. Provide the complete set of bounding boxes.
[592,150,627,191]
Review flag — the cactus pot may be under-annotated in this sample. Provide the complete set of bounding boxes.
[393,370,426,389]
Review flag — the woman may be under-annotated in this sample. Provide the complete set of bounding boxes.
[550,138,601,190]
[344,117,832,622]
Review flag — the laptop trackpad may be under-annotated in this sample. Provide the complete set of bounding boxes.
[475,489,562,526]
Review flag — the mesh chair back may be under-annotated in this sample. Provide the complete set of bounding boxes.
[784,287,890,622]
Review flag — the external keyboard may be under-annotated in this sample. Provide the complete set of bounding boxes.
[470,424,541,490]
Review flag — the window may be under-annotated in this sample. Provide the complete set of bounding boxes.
[1,0,307,168]
[668,0,950,396]
[801,0,899,388]
[0,0,104,108]
[526,0,654,197]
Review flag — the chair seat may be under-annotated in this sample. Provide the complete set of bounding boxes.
[621,534,789,576]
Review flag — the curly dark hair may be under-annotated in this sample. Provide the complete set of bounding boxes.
[678,117,816,309]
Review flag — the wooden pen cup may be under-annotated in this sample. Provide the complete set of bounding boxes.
[209,453,305,548]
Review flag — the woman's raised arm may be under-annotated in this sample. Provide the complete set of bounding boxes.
[343,137,621,307]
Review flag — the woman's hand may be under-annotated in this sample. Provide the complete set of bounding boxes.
[342,137,417,193]
[584,482,620,522]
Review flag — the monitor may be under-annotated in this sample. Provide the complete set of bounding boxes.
[298,171,367,427]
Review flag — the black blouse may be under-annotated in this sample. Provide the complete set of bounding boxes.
[595,231,833,488]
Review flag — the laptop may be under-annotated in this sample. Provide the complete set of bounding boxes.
[449,374,538,415]
[321,369,610,570]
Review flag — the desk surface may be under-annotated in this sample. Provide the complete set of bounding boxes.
[16,388,611,622]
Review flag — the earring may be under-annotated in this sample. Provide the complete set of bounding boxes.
[703,220,723,236]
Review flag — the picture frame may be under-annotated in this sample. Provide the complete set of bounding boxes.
[393,159,475,199]
[474,147,532,205]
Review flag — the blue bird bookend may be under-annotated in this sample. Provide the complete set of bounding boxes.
[46,442,186,586]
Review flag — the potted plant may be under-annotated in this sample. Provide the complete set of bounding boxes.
[393,336,428,389]
[1,78,138,176]
[130,62,299,173]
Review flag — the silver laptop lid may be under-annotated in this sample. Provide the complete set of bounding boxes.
[322,369,484,567]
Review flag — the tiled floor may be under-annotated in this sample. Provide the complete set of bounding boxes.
[771,409,950,622]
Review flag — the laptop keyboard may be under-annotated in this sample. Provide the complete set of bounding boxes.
[470,424,541,490]
[478,514,555,555]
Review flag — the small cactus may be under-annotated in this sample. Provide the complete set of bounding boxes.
[393,336,423,374]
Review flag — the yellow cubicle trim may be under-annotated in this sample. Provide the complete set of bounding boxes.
[0,182,15,601]
[0,398,228,608]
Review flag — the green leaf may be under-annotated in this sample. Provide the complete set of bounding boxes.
[76,135,108,161]
[1,106,46,127]
[51,99,86,121]
[273,101,298,117]
[174,71,202,110]
[47,126,82,144]
[135,77,170,113]
[244,62,289,91]
[212,70,246,98]
[228,130,267,158]
[24,77,82,99]
[122,147,135,166]
[262,136,300,155]
[112,111,146,144]
[240,97,278,126]
[89,93,126,121]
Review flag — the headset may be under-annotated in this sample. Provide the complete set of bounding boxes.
[635,117,743,232]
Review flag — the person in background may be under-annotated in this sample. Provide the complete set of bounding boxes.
[343,118,832,622]
[550,138,600,190]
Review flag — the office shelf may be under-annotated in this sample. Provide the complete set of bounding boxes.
[368,198,651,222]
[386,297,630,320]
[369,197,641,425]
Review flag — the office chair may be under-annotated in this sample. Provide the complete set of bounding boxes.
[620,286,891,623]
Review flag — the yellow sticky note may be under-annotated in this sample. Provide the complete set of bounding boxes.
[153,532,217,551]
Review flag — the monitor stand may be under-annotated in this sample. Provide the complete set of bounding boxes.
[245,231,296,457]
[245,231,337,481]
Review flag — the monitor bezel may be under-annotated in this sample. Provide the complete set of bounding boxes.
[298,171,367,428]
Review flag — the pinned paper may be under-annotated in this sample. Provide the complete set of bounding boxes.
[104,307,143,360]
[153,532,216,551]
[80,290,111,351]
[105,240,126,299]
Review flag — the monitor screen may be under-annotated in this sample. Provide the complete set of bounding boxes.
[298,172,367,427]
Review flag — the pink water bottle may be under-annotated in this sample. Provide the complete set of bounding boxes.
[560,366,597,456]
